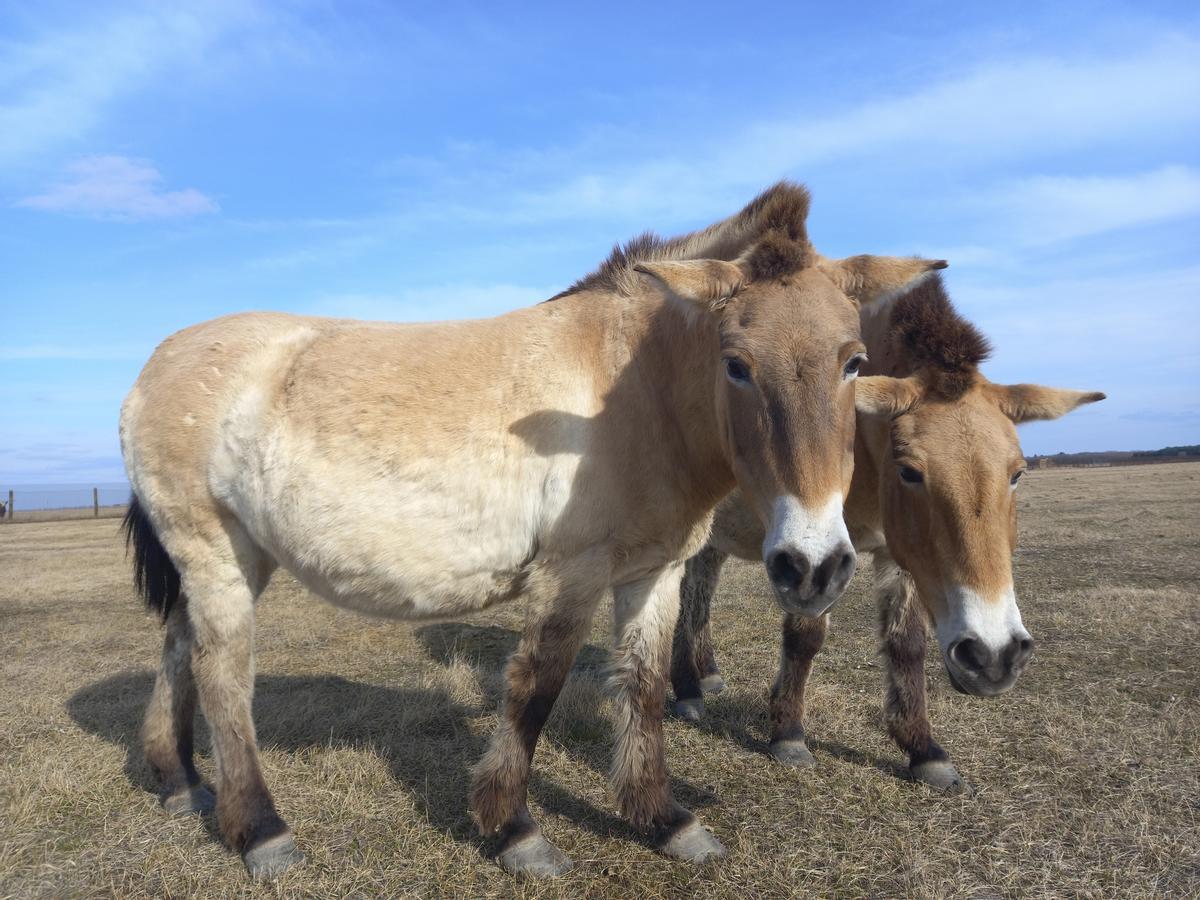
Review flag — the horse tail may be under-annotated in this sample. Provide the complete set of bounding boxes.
[122,494,182,620]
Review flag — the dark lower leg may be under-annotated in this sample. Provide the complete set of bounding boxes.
[876,563,946,767]
[670,546,726,704]
[612,567,722,863]
[471,599,595,839]
[769,613,828,758]
[143,603,204,803]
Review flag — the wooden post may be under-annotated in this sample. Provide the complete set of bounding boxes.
[94,487,100,518]
[7,490,12,520]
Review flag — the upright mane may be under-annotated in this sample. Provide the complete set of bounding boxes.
[549,181,814,300]
[888,274,992,399]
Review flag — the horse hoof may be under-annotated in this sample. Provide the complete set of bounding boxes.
[496,833,574,877]
[658,820,726,863]
[699,674,727,694]
[671,698,705,722]
[162,785,215,816]
[912,759,970,794]
[243,833,305,880]
[769,739,817,768]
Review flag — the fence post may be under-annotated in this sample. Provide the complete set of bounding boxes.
[94,487,100,518]
[7,490,12,520]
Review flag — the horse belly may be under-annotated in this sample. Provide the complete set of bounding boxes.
[219,434,579,620]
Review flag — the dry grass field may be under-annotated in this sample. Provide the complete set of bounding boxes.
[3,506,127,524]
[1,463,1197,898]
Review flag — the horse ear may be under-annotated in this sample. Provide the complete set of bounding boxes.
[819,255,947,307]
[986,383,1106,423]
[855,375,923,418]
[634,259,745,311]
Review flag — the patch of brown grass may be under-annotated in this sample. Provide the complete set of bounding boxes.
[1,464,1197,898]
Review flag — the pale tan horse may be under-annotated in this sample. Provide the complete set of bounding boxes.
[671,275,1103,790]
[119,182,944,878]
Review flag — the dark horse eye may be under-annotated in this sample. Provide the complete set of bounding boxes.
[899,465,925,485]
[724,357,751,383]
[844,354,866,378]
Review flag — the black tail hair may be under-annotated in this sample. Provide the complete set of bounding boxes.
[123,494,182,620]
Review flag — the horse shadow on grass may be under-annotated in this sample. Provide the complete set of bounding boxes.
[676,689,910,782]
[415,622,720,815]
[66,623,716,861]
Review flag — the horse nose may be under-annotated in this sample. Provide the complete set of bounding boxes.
[766,543,856,616]
[948,634,1035,689]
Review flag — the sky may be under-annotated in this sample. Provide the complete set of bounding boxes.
[2,0,1199,484]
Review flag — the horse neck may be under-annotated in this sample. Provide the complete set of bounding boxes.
[615,294,735,512]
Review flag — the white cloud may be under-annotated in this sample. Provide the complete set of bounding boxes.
[399,35,1200,229]
[979,165,1200,245]
[16,156,218,221]
[0,5,265,166]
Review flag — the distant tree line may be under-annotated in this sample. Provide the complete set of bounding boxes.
[1026,445,1200,468]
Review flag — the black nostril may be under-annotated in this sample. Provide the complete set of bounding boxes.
[812,545,856,594]
[950,637,992,674]
[767,549,809,592]
[1009,637,1035,668]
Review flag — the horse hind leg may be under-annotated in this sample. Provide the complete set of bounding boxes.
[669,545,727,721]
[138,504,299,879]
[143,602,213,815]
[874,553,966,793]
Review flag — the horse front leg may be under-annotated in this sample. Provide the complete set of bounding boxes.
[874,553,965,792]
[470,578,603,876]
[612,564,725,863]
[768,612,828,767]
[669,545,727,721]
[143,601,213,816]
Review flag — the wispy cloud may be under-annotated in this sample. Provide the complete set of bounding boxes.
[15,156,218,221]
[379,34,1200,229]
[979,165,1200,245]
[0,5,267,166]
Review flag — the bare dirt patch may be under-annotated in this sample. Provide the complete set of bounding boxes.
[1,464,1197,898]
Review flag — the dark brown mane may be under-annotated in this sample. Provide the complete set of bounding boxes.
[548,181,814,300]
[888,274,991,399]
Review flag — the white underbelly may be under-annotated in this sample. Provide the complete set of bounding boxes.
[213,427,584,620]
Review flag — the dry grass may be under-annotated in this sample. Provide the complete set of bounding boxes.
[1,506,127,524]
[1,464,1197,899]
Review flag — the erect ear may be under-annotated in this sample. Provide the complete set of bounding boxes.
[818,255,948,308]
[634,259,746,311]
[854,375,924,418]
[985,383,1106,423]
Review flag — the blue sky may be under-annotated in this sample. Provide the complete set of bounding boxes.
[2,1,1198,484]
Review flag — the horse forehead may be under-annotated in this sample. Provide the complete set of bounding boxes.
[736,274,856,347]
[900,393,1020,465]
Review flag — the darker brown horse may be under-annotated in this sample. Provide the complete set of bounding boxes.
[671,276,1104,789]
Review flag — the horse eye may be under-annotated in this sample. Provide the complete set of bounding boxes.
[725,357,751,384]
[843,354,866,379]
[1010,469,1025,486]
[899,465,924,485]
